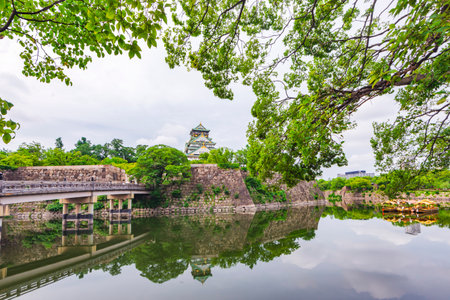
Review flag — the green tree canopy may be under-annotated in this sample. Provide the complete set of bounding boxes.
[164,0,449,186]
[131,144,191,188]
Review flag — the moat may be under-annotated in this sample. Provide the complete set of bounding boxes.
[0,205,449,300]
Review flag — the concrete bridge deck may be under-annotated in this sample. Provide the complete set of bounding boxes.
[0,181,150,204]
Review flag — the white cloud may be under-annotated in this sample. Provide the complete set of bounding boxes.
[136,136,178,147]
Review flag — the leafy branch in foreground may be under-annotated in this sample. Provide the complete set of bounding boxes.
[0,0,168,142]
[164,0,449,186]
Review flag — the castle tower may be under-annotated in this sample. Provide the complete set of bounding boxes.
[185,123,216,160]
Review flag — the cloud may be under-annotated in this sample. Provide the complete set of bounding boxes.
[136,136,179,147]
[281,243,328,270]
[344,270,408,299]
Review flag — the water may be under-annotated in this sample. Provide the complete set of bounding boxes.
[0,206,449,300]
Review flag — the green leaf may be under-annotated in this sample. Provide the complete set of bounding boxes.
[106,9,115,20]
[436,97,447,105]
[2,133,11,144]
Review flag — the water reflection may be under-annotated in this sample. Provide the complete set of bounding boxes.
[0,205,448,300]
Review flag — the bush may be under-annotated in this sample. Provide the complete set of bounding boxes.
[94,202,104,210]
[196,184,204,194]
[328,193,342,204]
[46,202,64,212]
[211,185,222,195]
[171,189,182,198]
[234,193,240,199]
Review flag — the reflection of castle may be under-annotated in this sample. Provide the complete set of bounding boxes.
[190,258,212,284]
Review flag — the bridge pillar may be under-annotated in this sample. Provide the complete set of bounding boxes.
[0,205,10,217]
[118,199,123,212]
[87,203,94,225]
[107,193,133,220]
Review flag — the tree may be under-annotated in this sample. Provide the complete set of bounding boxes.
[55,137,64,149]
[206,147,235,164]
[347,177,372,192]
[329,177,347,191]
[131,144,191,188]
[0,0,167,142]
[73,137,93,156]
[164,0,449,186]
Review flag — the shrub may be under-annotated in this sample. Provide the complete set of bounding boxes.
[211,185,222,195]
[328,193,342,204]
[196,184,204,194]
[94,202,104,210]
[47,202,64,212]
[171,189,182,198]
[234,193,240,199]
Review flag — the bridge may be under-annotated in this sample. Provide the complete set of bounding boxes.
[0,180,150,232]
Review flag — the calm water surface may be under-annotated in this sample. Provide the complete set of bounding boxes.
[1,206,449,300]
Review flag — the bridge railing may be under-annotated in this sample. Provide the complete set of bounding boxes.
[0,181,148,196]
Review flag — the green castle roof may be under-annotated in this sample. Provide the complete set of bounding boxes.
[192,123,209,132]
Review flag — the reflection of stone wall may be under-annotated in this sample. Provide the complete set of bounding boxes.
[3,165,127,183]
[0,220,111,267]
[258,207,322,243]
[157,214,254,257]
[155,206,323,257]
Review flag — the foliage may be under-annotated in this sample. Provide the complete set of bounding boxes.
[164,0,449,186]
[329,177,347,191]
[317,169,449,198]
[196,146,249,169]
[0,99,19,144]
[0,137,145,171]
[327,193,342,204]
[244,176,287,204]
[131,145,191,207]
[195,183,203,194]
[171,189,182,198]
[1,0,168,142]
[347,177,372,193]
[46,201,64,212]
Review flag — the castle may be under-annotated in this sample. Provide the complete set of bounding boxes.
[184,123,216,160]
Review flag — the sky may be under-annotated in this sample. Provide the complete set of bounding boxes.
[0,37,398,179]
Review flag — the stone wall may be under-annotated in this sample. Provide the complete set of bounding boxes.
[164,164,323,209]
[266,173,324,203]
[323,188,450,207]
[164,164,255,210]
[3,165,128,183]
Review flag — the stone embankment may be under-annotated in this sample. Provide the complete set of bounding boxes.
[163,164,323,212]
[3,165,128,183]
[4,164,324,218]
[323,188,450,207]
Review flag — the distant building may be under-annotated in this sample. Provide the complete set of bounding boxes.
[337,170,375,179]
[185,123,216,160]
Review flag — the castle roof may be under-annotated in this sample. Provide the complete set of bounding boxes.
[192,123,209,132]
[190,133,215,144]
[187,144,211,156]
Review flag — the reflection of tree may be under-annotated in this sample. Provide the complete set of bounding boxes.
[21,220,62,249]
[246,210,288,243]
[82,208,321,282]
[131,241,192,283]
